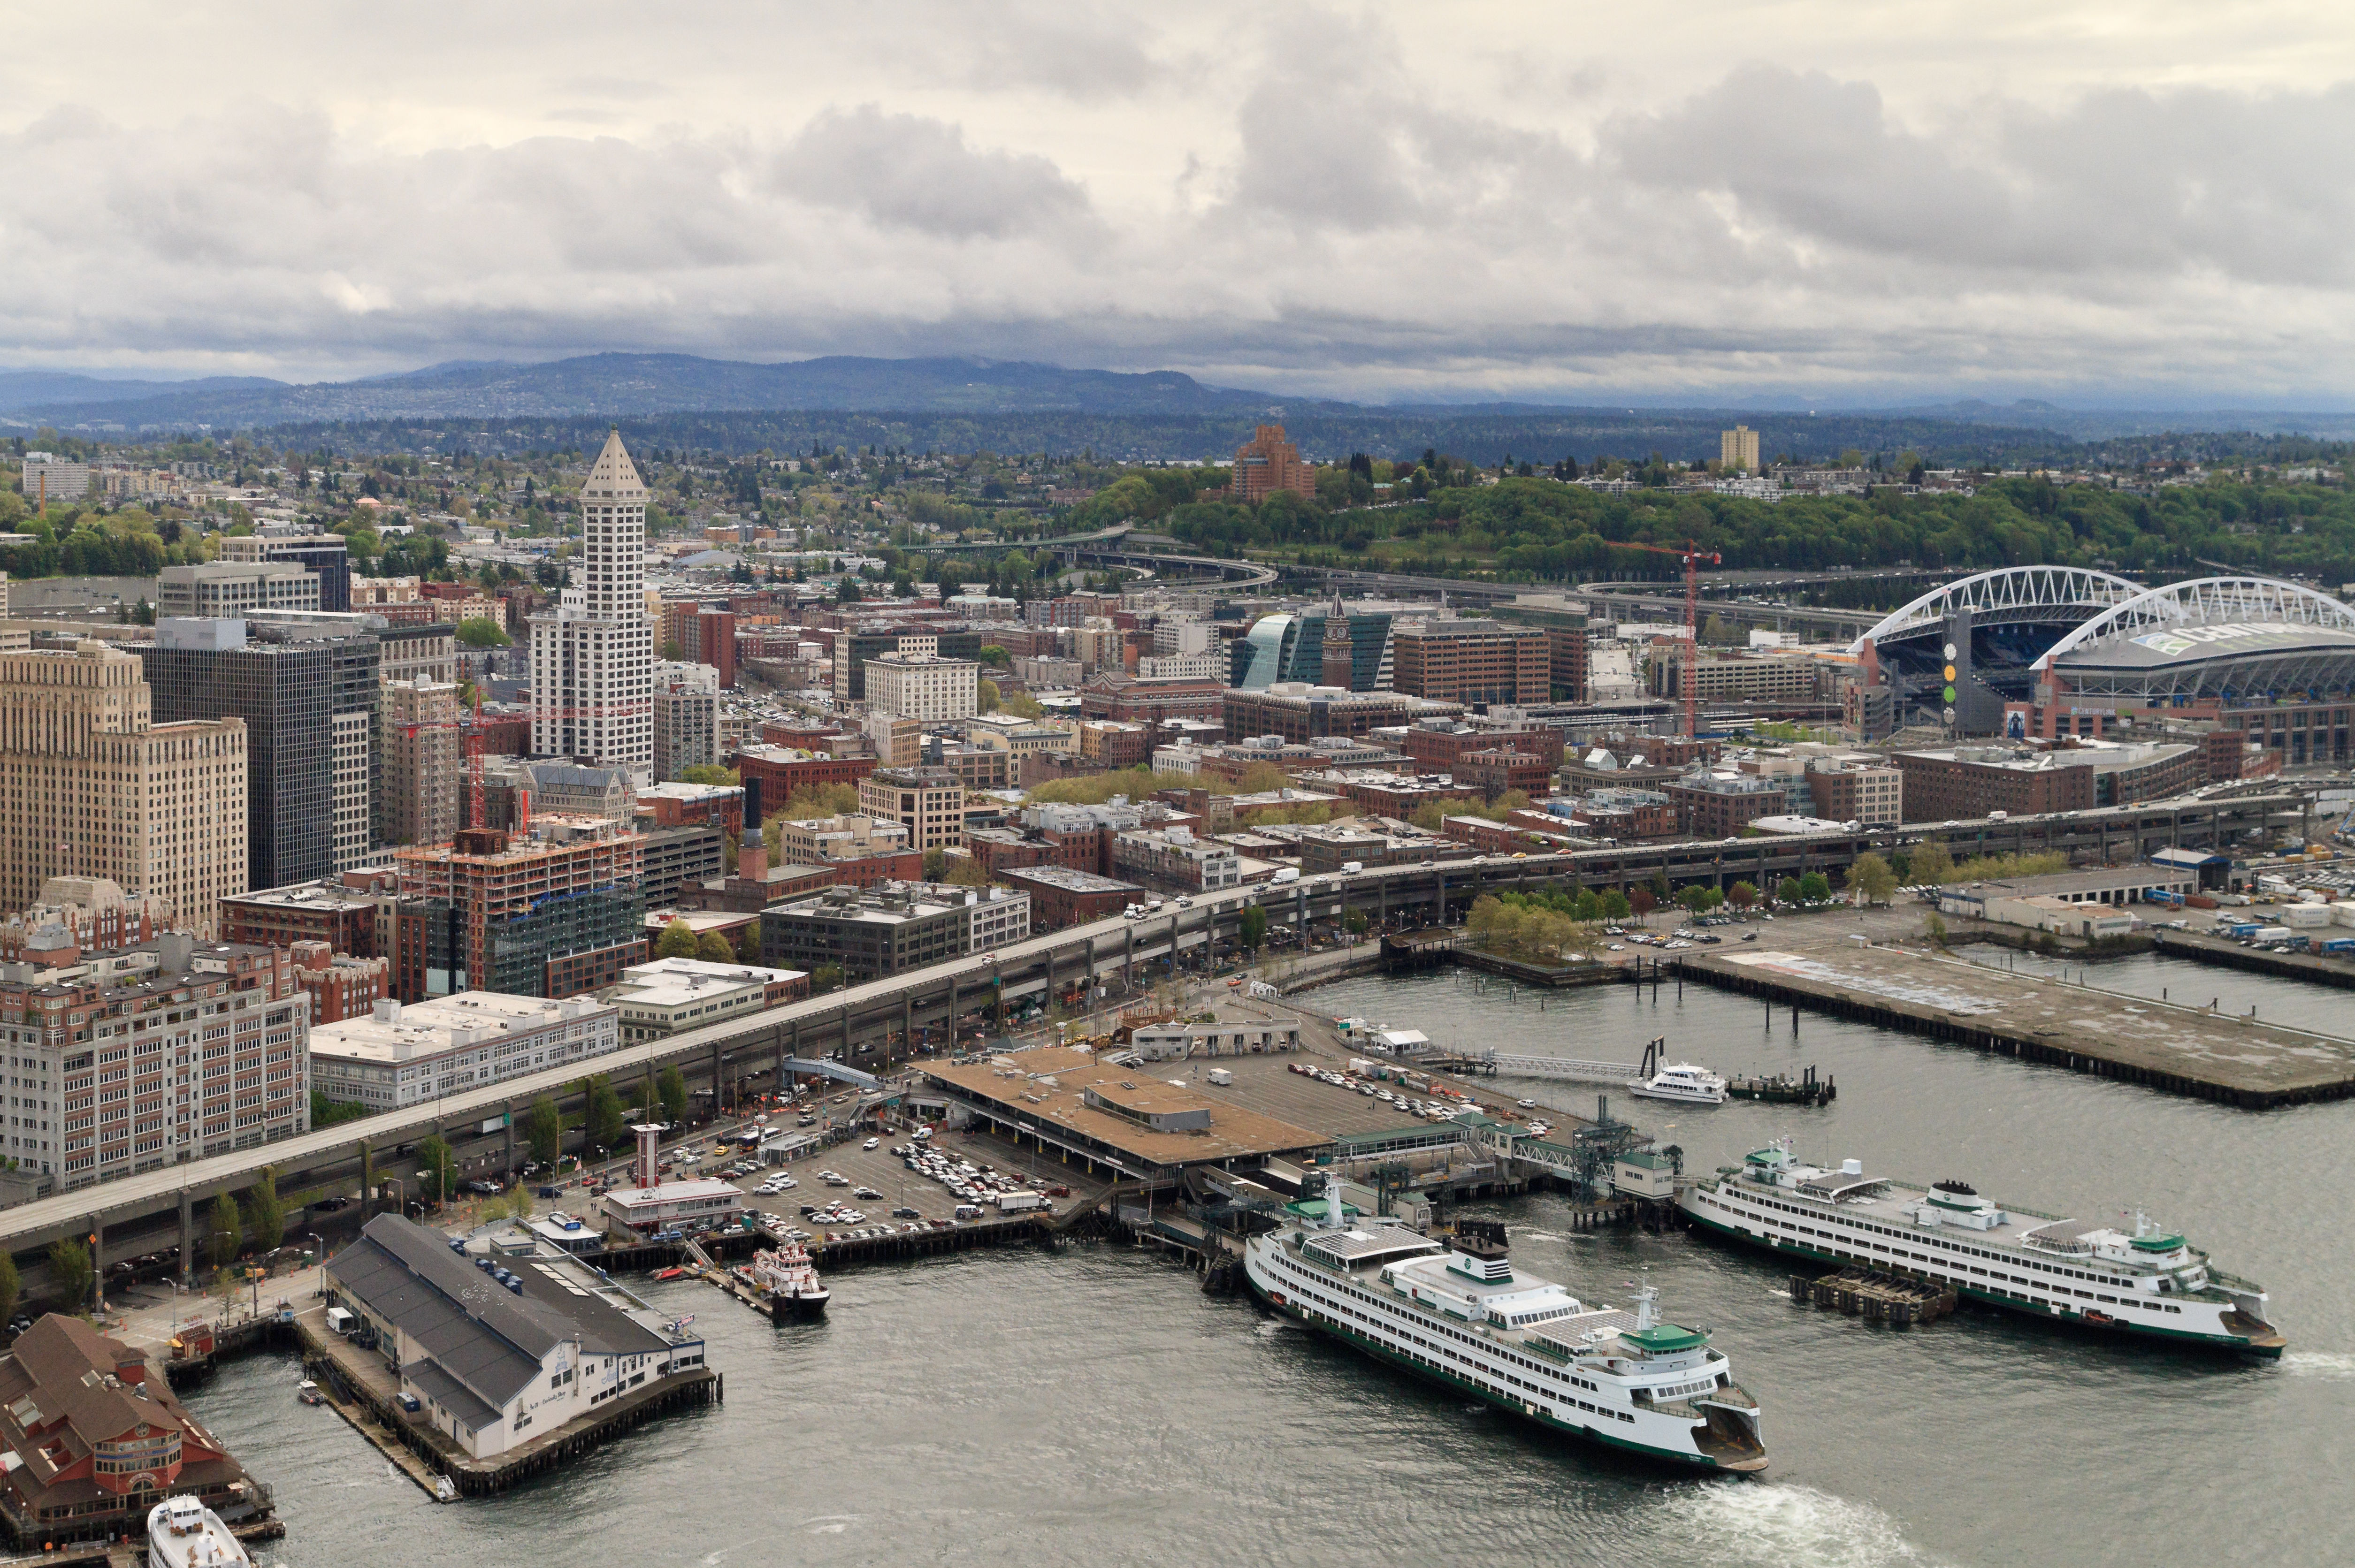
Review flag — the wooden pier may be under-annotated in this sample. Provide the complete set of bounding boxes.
[1792,1267,1958,1326]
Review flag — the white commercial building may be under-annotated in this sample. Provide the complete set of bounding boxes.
[531,431,654,784]
[307,992,620,1111]
[865,652,979,722]
[601,955,808,1044]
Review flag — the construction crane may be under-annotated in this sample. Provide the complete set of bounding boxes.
[1619,539,1724,739]
[399,698,649,839]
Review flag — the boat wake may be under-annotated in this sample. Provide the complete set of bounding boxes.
[1665,1482,1938,1568]
[799,1514,860,1536]
[2282,1350,2355,1379]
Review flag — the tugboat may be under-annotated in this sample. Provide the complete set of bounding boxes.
[743,1240,830,1320]
[147,1494,252,1568]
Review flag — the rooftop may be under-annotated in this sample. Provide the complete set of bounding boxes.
[927,1046,1329,1172]
[309,992,614,1063]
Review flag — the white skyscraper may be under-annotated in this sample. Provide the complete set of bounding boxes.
[530,430,654,783]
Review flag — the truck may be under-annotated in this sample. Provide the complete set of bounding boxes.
[1341,860,1364,874]
[994,1191,1047,1214]
[324,1307,356,1336]
[1270,867,1299,883]
[1206,1067,1233,1086]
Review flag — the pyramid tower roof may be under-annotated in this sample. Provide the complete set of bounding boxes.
[581,429,647,501]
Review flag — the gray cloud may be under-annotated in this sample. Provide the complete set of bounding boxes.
[0,25,2349,403]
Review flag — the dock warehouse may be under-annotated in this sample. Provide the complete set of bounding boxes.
[1124,1018,1301,1060]
[1934,865,2195,921]
[323,1214,706,1460]
[925,1047,1330,1182]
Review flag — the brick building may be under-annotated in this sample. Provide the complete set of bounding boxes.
[1079,675,1225,725]
[290,938,388,1023]
[1892,746,2095,822]
[1229,424,1316,503]
[1664,773,1787,837]
[734,745,878,807]
[1454,747,1555,800]
[996,865,1145,930]
[1222,685,1445,744]
[1390,620,1551,705]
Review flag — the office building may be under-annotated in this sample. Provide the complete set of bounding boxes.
[601,956,809,1044]
[380,679,461,847]
[858,766,966,851]
[140,618,380,890]
[1113,826,1240,891]
[393,818,646,998]
[307,991,619,1111]
[996,865,1144,930]
[761,881,1029,981]
[324,1213,706,1461]
[218,532,353,611]
[0,643,245,937]
[639,823,725,907]
[289,938,388,1024]
[1223,684,1448,744]
[734,746,877,809]
[865,652,979,722]
[1804,762,1904,826]
[0,935,308,1183]
[379,621,459,686]
[1230,424,1317,503]
[0,876,175,966]
[1389,620,1551,705]
[1720,425,1761,472]
[156,562,321,619]
[530,430,654,781]
[1664,772,1788,837]
[1231,606,1398,692]
[1891,746,2096,822]
[831,621,984,706]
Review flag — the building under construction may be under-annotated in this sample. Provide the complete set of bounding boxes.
[393,815,646,998]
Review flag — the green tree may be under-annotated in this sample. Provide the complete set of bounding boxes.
[656,918,700,959]
[923,847,948,881]
[1849,851,1899,906]
[979,644,1010,667]
[247,1168,285,1254]
[49,1239,92,1312]
[455,617,512,647]
[209,1187,243,1266]
[1909,839,1956,885]
[661,637,686,662]
[586,1076,628,1153]
[810,963,845,994]
[1926,912,1950,946]
[978,678,1002,713]
[1600,890,1630,920]
[1650,871,1672,900]
[526,1095,564,1167]
[658,1065,689,1127]
[696,931,739,964]
[1239,905,1268,951]
[944,856,990,887]
[1799,872,1832,902]
[736,925,763,963]
[1343,907,1371,936]
[1676,884,1714,913]
[0,1249,17,1322]
[416,1137,454,1205]
[1573,888,1603,922]
[677,764,741,787]
[1776,876,1804,906]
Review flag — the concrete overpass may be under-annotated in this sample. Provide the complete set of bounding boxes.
[0,788,2304,1279]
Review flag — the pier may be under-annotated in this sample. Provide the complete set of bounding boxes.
[2150,925,2355,991]
[1679,939,2355,1108]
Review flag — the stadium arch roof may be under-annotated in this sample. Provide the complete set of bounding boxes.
[1847,566,2144,653]
[2038,576,2355,700]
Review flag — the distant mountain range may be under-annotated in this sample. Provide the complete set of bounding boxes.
[2,352,2348,453]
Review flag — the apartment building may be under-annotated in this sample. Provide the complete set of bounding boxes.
[381,679,461,847]
[1804,763,1904,826]
[392,818,646,998]
[0,935,309,1186]
[0,643,246,936]
[1113,826,1240,891]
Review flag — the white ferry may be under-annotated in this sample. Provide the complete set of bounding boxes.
[1630,1062,1727,1105]
[147,1495,252,1568]
[1244,1201,1767,1471]
[1681,1141,2285,1357]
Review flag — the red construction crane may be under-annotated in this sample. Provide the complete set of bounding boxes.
[1619,539,1724,739]
[398,698,647,839]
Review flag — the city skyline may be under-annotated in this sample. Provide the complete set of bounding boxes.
[0,3,2349,403]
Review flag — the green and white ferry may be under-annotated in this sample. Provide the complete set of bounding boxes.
[1681,1139,2285,1356]
[1244,1196,1768,1471]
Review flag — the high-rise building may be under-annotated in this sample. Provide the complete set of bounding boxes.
[0,642,245,936]
[1389,620,1551,705]
[531,431,653,782]
[865,652,978,722]
[393,817,647,997]
[219,532,353,611]
[1720,425,1761,472]
[140,618,380,890]
[653,662,720,781]
[857,766,966,851]
[381,679,461,846]
[1230,424,1317,503]
[661,601,739,690]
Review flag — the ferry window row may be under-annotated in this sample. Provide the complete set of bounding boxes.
[1730,1195,2141,1288]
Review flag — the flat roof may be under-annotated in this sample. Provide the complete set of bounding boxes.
[928,1047,1329,1170]
[1944,866,2195,898]
[996,865,1143,894]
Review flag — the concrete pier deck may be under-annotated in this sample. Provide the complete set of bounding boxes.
[1682,938,2355,1107]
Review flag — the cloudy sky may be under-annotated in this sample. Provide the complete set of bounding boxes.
[5,0,2352,403]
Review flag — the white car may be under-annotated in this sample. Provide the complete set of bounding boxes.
[864,1137,880,1150]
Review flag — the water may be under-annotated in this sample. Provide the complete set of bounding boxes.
[191,957,2355,1568]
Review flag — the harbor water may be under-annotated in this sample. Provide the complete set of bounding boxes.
[190,953,2355,1568]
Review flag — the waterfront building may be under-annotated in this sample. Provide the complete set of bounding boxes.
[0,1316,262,1550]
[0,642,245,937]
[307,992,619,1111]
[530,431,654,781]
[601,956,809,1044]
[995,865,1144,930]
[325,1213,707,1460]
[761,882,1030,981]
[1113,825,1240,891]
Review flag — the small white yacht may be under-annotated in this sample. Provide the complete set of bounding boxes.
[147,1495,252,1568]
[1629,1061,1728,1105]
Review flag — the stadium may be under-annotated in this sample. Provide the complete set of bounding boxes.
[1850,569,2355,766]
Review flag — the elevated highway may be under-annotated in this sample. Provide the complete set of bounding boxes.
[0,788,2305,1275]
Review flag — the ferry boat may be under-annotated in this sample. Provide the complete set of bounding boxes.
[1681,1140,2285,1357]
[1243,1198,1767,1471]
[742,1241,830,1318]
[1629,1061,1727,1105]
[147,1495,251,1568]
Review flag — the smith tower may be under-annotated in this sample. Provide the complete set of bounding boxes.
[531,430,654,782]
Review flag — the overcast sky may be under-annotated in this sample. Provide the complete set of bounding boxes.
[4,0,2351,404]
